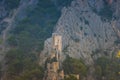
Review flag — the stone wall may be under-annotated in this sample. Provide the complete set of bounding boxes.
[52,33,62,52]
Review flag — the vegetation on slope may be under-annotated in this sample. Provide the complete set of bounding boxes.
[63,56,87,79]
[64,75,78,80]
[91,0,114,21]
[5,48,44,80]
[98,4,113,21]
[4,0,20,9]
[5,0,73,80]
[94,56,120,80]
[2,0,120,80]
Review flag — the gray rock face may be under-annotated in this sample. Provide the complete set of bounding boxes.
[40,0,120,65]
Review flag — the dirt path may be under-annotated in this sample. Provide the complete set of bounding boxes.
[1,1,29,53]
[2,10,18,52]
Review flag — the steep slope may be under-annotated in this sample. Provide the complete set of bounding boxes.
[39,1,120,80]
[0,0,74,80]
[0,0,21,62]
[0,0,120,80]
[40,0,120,65]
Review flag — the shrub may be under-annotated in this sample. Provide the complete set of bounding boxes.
[63,56,87,77]
[5,48,44,80]
[5,0,20,9]
[95,57,120,80]
[114,39,120,45]
[98,4,113,21]
[64,75,78,80]
[80,26,83,30]
[84,19,89,25]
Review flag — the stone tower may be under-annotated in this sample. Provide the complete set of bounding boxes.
[52,33,62,52]
[52,33,62,61]
[43,33,64,80]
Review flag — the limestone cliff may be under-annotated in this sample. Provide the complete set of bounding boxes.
[40,0,120,65]
[0,0,120,79]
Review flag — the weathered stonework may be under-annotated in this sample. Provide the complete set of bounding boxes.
[43,33,80,80]
[52,33,62,52]
[43,33,64,80]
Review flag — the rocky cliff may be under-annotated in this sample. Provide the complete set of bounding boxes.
[40,0,120,65]
[0,0,120,80]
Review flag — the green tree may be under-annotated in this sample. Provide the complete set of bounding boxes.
[64,75,78,80]
[63,56,87,78]
[5,0,20,9]
[95,56,120,80]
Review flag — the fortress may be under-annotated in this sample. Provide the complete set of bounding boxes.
[43,33,79,80]
[43,33,64,80]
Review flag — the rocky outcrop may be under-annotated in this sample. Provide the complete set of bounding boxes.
[40,0,120,65]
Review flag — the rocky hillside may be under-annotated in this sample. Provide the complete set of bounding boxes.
[0,0,71,80]
[40,1,120,80]
[0,0,120,80]
[40,0,120,65]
